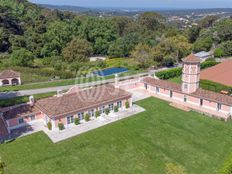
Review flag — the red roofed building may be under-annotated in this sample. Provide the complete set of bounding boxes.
[0,70,21,86]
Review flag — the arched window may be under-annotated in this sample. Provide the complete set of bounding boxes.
[2,79,9,85]
[12,78,19,85]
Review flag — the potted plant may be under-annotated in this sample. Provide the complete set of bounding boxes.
[74,118,79,125]
[58,123,65,130]
[47,122,52,130]
[85,114,90,122]
[95,111,100,118]
[114,106,119,112]
[125,101,130,109]
[105,108,110,115]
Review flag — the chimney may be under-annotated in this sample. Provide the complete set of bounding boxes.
[29,96,35,106]
[115,74,119,88]
[57,89,63,97]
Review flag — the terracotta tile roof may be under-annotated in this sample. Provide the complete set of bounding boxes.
[143,77,232,106]
[2,104,40,120]
[143,77,182,93]
[182,54,201,63]
[192,88,232,106]
[0,70,20,79]
[35,85,132,118]
[201,60,232,86]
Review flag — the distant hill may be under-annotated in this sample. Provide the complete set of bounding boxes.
[39,4,232,18]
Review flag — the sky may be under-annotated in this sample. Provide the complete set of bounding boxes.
[30,0,232,9]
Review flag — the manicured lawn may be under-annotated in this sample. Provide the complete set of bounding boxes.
[1,97,232,174]
[168,76,182,84]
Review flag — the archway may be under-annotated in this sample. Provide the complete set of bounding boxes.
[12,78,19,85]
[2,79,9,86]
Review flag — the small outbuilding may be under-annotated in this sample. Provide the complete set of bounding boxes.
[0,70,21,86]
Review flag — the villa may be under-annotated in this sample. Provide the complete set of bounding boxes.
[1,54,232,139]
[0,85,132,135]
[0,70,21,86]
[141,54,232,120]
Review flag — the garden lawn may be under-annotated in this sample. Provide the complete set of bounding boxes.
[1,97,232,174]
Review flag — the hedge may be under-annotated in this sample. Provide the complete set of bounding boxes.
[200,80,232,93]
[200,61,219,70]
[155,68,182,80]
[156,61,219,80]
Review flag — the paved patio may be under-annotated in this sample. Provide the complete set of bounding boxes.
[44,104,145,143]
[4,104,145,143]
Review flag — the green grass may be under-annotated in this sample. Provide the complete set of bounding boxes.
[168,76,182,84]
[0,97,232,174]
[0,92,56,107]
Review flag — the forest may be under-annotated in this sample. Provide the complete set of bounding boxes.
[0,0,232,83]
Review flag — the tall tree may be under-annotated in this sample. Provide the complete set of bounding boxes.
[62,38,93,63]
[10,48,34,67]
[131,43,153,68]
[138,12,165,31]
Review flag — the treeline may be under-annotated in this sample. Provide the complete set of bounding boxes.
[0,0,232,71]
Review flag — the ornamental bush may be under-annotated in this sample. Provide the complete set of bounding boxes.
[114,106,119,112]
[95,111,100,118]
[155,68,182,80]
[105,108,110,115]
[84,114,90,122]
[125,101,130,109]
[47,122,52,130]
[58,123,65,130]
[200,61,219,70]
[74,118,79,125]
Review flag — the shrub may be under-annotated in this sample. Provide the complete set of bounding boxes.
[95,111,100,118]
[200,80,232,93]
[214,48,224,58]
[84,114,90,122]
[155,68,182,80]
[114,106,119,112]
[200,61,219,70]
[125,101,130,109]
[105,108,110,115]
[47,122,52,130]
[74,118,79,125]
[58,123,65,130]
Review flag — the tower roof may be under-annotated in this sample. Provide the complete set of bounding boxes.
[182,54,201,63]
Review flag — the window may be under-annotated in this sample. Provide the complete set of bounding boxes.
[200,99,203,106]
[217,103,222,111]
[29,115,35,121]
[78,113,84,120]
[117,101,122,108]
[109,104,114,111]
[18,118,24,124]
[67,116,74,124]
[156,87,159,93]
[170,91,173,98]
[88,109,95,117]
[100,106,105,114]
[184,84,188,90]
[144,83,148,89]
[184,95,187,102]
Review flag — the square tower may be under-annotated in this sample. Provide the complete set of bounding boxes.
[181,54,201,94]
